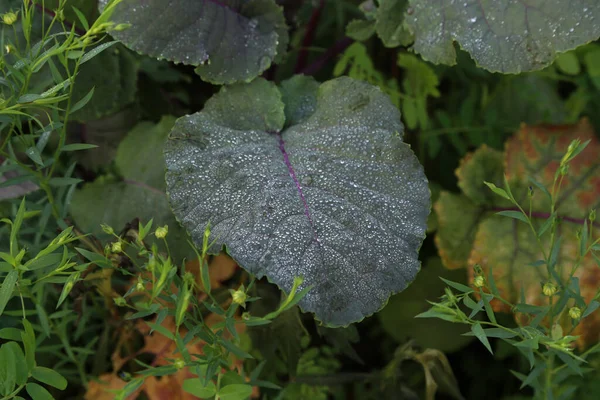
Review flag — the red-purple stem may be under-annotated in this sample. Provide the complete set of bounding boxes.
[300,36,353,75]
[492,207,599,227]
[294,0,325,73]
[276,133,318,240]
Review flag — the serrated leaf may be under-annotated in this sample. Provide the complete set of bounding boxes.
[101,0,288,84]
[165,76,430,326]
[405,1,600,73]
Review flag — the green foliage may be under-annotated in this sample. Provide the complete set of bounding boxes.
[2,0,600,399]
[424,138,600,398]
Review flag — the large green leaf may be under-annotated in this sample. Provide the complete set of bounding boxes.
[100,0,288,84]
[164,76,430,326]
[406,0,600,73]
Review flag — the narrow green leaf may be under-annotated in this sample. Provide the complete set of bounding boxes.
[528,176,551,200]
[56,272,81,309]
[220,338,253,359]
[21,319,36,371]
[495,210,529,223]
[60,143,98,152]
[69,87,94,113]
[48,177,83,187]
[0,270,18,316]
[32,366,68,390]
[35,304,51,338]
[462,327,517,339]
[439,277,473,293]
[26,382,54,400]
[519,362,546,390]
[482,293,497,324]
[484,181,510,200]
[471,323,493,354]
[80,41,119,64]
[145,322,174,340]
[71,6,90,30]
[218,384,253,400]
[552,349,583,376]
[487,266,499,296]
[583,300,600,318]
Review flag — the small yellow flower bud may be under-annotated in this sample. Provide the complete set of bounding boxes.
[136,277,144,292]
[173,359,185,369]
[111,241,122,253]
[155,225,168,239]
[2,12,18,25]
[114,23,132,31]
[101,224,114,235]
[114,296,126,306]
[543,281,557,297]
[4,44,15,54]
[569,306,582,320]
[231,289,247,307]
[473,275,485,288]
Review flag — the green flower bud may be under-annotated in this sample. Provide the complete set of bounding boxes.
[590,209,596,223]
[231,289,247,307]
[473,275,485,288]
[114,23,131,31]
[2,12,18,25]
[101,224,114,235]
[114,296,126,307]
[569,306,582,320]
[173,359,185,369]
[155,225,168,239]
[111,241,122,253]
[543,281,557,297]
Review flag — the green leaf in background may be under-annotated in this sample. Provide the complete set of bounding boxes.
[100,0,288,84]
[70,116,193,262]
[405,0,600,73]
[182,378,216,398]
[345,19,376,41]
[218,383,253,400]
[375,0,412,47]
[165,76,430,326]
[379,257,474,353]
[70,43,138,122]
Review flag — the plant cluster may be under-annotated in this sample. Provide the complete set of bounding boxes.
[0,0,599,399]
